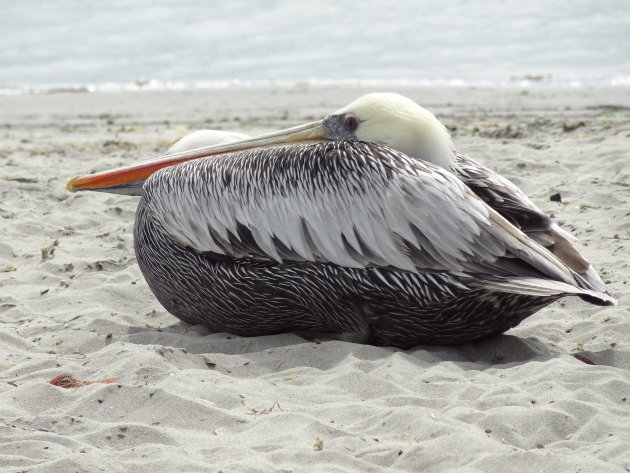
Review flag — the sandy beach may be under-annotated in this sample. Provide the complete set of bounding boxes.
[1,85,629,472]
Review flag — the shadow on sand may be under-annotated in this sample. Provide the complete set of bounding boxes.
[111,321,626,373]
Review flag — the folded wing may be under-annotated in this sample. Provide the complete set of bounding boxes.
[455,153,610,295]
[142,141,599,293]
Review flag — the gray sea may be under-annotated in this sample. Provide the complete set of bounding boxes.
[1,0,629,94]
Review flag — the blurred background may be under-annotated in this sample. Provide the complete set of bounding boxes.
[1,0,629,93]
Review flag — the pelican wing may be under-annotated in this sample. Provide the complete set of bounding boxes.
[142,141,580,285]
[455,153,610,294]
[455,153,552,233]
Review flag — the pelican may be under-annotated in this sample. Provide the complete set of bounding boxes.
[66,93,615,347]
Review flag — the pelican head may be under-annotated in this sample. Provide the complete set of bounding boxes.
[67,93,456,193]
[322,93,455,169]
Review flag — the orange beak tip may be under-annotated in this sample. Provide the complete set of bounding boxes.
[65,176,79,193]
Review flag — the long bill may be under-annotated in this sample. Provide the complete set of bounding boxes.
[65,120,325,194]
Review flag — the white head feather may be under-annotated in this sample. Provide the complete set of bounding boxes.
[334,93,456,170]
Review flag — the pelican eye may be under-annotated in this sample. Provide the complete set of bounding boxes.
[343,115,360,132]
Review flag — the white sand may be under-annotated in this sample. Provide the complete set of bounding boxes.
[1,85,629,472]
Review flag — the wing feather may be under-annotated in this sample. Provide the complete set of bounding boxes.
[455,152,610,294]
[143,141,581,286]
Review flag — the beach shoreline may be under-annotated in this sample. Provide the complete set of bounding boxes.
[1,85,629,472]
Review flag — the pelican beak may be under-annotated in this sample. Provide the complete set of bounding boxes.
[66,120,325,193]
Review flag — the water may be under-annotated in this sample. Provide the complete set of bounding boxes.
[2,0,629,94]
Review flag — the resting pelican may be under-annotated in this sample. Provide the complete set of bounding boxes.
[66,93,615,347]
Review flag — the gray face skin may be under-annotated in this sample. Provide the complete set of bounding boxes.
[322,113,360,141]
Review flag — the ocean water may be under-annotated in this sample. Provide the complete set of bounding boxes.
[1,0,629,94]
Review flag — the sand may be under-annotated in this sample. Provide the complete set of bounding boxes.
[1,85,629,472]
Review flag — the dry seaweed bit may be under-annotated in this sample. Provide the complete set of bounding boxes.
[239,396,281,416]
[116,125,136,133]
[102,139,137,151]
[573,353,597,365]
[106,332,113,339]
[3,176,39,183]
[313,437,324,451]
[41,239,60,261]
[49,374,117,388]
[7,381,18,387]
[1,264,16,272]
[562,121,585,132]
